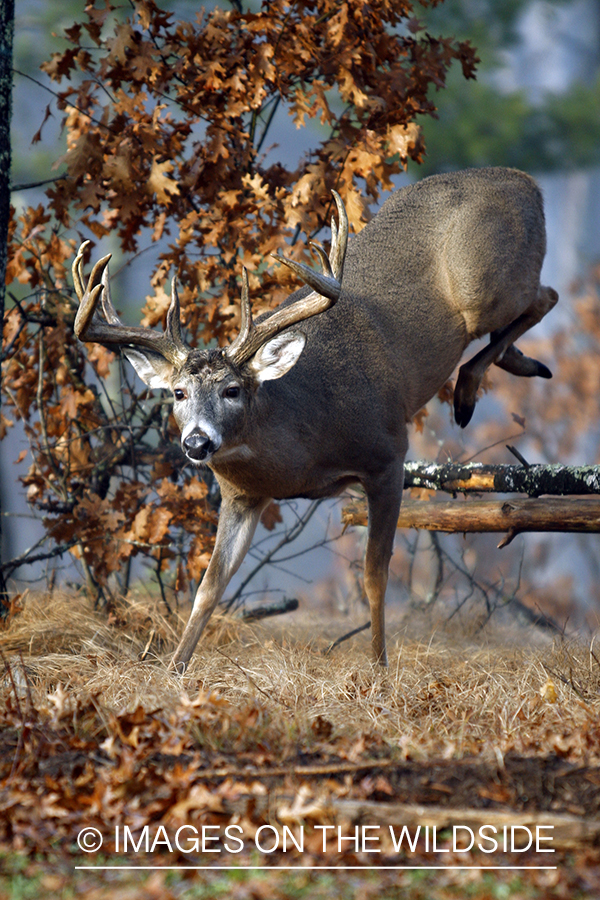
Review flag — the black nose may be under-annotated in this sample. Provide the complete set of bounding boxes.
[183,429,215,461]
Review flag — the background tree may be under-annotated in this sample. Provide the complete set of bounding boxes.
[2,0,477,604]
[410,0,600,175]
[0,0,15,611]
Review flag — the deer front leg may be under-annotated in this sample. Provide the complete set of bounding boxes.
[171,492,270,673]
[363,458,406,667]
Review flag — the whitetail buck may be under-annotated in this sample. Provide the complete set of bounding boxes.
[73,167,558,672]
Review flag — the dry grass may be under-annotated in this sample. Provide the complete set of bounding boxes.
[2,589,600,762]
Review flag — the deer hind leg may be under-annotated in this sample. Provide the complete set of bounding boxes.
[171,492,270,674]
[362,458,406,667]
[493,343,552,378]
[453,285,558,428]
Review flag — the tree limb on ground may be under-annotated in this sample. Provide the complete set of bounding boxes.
[299,797,600,851]
[241,597,299,621]
[343,463,600,544]
[342,497,600,547]
[403,462,600,496]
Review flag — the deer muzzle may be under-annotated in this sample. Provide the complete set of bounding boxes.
[182,428,220,462]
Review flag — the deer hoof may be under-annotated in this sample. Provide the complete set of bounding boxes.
[453,367,479,428]
[454,398,476,429]
[495,345,553,379]
[534,361,552,379]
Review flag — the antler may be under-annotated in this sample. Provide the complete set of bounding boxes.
[72,241,188,367]
[74,191,348,370]
[227,191,348,366]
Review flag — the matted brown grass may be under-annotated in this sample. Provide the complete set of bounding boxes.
[2,589,599,762]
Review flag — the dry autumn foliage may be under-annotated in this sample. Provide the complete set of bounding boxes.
[3,0,478,604]
[1,590,600,879]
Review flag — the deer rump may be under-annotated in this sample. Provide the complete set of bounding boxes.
[73,167,558,671]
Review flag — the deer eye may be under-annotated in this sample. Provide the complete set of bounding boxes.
[173,388,187,402]
[223,385,240,400]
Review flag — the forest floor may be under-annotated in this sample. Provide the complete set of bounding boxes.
[1,590,599,899]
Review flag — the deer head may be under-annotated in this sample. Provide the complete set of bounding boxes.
[73,192,348,463]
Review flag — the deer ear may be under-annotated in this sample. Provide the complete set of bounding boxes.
[123,348,175,389]
[247,332,306,383]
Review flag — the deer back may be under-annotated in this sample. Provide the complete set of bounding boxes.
[251,167,546,448]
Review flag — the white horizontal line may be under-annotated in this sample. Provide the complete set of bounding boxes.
[75,865,557,871]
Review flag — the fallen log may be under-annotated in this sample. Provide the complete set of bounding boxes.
[341,497,600,547]
[304,797,600,851]
[241,597,299,621]
[403,462,600,496]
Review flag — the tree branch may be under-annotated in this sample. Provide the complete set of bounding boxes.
[403,461,600,497]
[342,497,600,547]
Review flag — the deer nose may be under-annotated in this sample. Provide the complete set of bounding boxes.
[183,429,217,461]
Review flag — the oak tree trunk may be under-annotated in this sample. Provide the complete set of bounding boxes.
[0,0,14,612]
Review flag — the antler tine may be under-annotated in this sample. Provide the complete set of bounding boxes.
[73,246,113,342]
[165,277,186,351]
[72,240,89,302]
[226,268,253,359]
[103,263,186,356]
[271,252,342,300]
[269,188,348,300]
[329,190,347,279]
[308,241,334,279]
[100,257,121,325]
[72,241,188,367]
[227,192,348,368]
